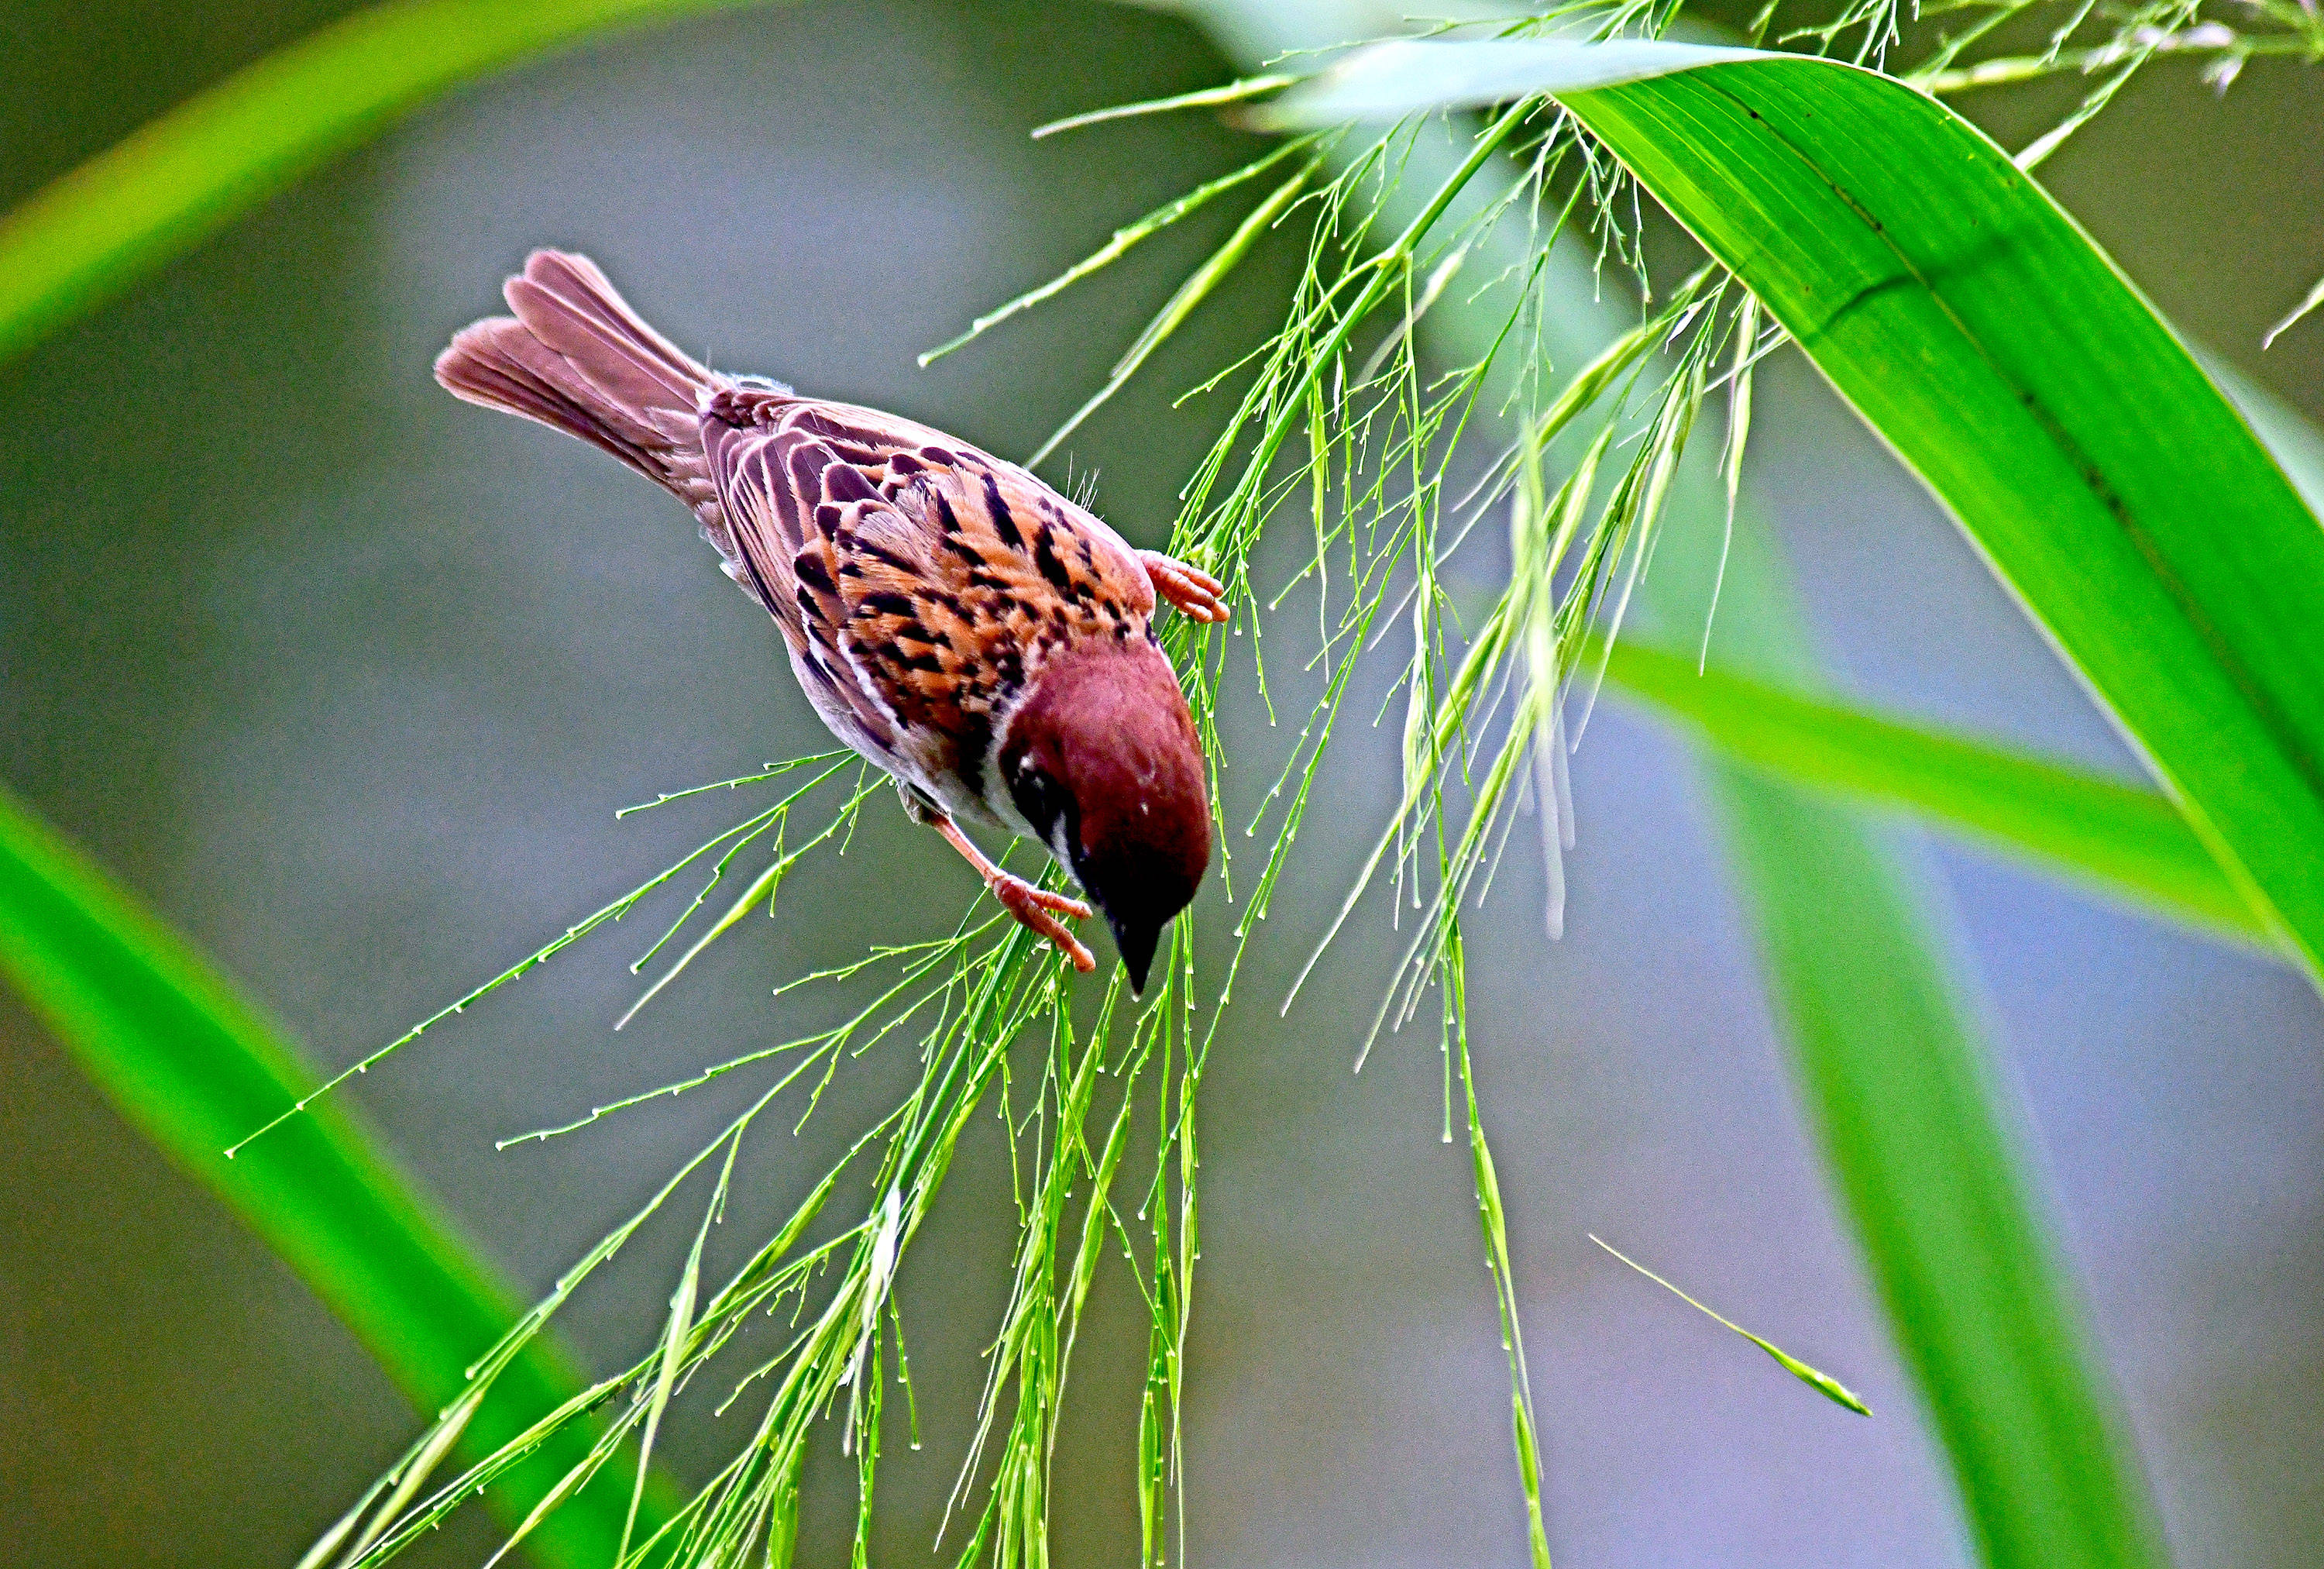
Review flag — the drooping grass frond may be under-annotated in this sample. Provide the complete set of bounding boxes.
[325,904,1085,1569]
[920,136,1321,369]
[225,751,856,1157]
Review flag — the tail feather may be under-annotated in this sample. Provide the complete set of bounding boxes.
[435,250,715,498]
[504,250,706,415]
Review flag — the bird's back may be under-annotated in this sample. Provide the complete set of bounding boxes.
[436,249,1164,823]
[700,384,1159,822]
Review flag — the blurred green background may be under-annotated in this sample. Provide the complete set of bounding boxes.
[2,2,2319,1566]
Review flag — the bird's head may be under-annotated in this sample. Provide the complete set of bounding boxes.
[999,640,1212,994]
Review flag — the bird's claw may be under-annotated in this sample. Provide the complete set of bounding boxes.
[992,872,1096,972]
[1139,551,1229,624]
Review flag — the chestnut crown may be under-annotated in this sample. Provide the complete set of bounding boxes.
[999,641,1211,993]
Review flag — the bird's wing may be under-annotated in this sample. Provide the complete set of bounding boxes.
[702,391,1156,789]
[700,391,900,757]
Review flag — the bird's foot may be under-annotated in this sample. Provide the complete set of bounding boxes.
[990,872,1097,972]
[1139,551,1229,624]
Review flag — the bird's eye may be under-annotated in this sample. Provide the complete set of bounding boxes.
[1010,766,1065,840]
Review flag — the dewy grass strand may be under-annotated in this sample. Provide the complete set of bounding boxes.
[225,753,860,1157]
[1590,1234,1873,1416]
[920,135,1320,368]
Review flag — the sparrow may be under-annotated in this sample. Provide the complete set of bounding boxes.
[435,250,1224,991]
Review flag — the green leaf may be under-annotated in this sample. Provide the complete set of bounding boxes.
[0,783,669,1567]
[1277,40,2324,986]
[0,0,779,367]
[1631,481,2175,1569]
[1600,638,2271,944]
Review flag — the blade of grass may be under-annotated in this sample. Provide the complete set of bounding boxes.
[920,136,1316,367]
[0,0,785,367]
[0,782,674,1568]
[618,1158,719,1565]
[1600,638,2269,944]
[1028,155,1317,467]
[1032,72,1296,139]
[1589,1234,1872,1415]
[2262,272,2324,351]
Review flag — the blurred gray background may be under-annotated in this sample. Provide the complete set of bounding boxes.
[2,2,2318,1566]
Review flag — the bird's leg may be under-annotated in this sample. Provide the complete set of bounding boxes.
[1137,550,1229,624]
[930,814,1096,972]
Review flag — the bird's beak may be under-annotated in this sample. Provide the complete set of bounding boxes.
[1109,915,1160,996]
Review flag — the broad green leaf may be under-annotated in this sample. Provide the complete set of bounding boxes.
[2214,360,2324,519]
[1273,40,2324,987]
[0,783,669,1567]
[0,0,779,367]
[1600,639,2270,944]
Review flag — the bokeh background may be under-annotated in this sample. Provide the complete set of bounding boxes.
[3,2,2319,1566]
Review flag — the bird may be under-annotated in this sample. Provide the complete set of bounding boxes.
[434,250,1225,993]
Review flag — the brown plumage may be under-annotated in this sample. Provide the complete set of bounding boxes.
[435,250,1222,988]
